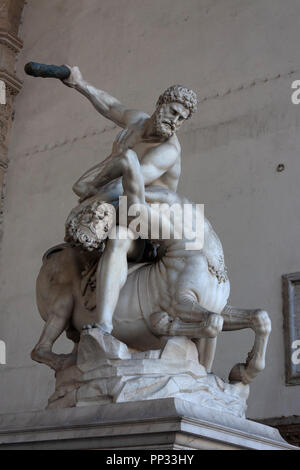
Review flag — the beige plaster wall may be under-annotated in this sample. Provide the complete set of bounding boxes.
[0,0,299,419]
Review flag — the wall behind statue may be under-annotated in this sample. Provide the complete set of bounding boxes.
[0,0,299,419]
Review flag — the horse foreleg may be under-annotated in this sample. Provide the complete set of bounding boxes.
[222,306,271,384]
[150,309,223,339]
[150,295,223,372]
[193,338,217,373]
[31,292,75,372]
[175,294,224,371]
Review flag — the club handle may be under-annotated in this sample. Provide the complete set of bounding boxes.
[24,62,71,80]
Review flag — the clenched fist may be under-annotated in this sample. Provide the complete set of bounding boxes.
[62,65,84,88]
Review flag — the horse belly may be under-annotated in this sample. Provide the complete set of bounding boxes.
[72,302,99,332]
[198,274,230,313]
[113,268,162,351]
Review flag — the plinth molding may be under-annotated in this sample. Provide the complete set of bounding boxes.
[0,398,296,450]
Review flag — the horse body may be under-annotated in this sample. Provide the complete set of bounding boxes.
[112,229,230,351]
[34,201,270,385]
[36,213,230,350]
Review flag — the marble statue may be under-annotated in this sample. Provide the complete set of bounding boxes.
[26,63,271,415]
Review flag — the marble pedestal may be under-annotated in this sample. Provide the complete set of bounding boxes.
[0,398,296,450]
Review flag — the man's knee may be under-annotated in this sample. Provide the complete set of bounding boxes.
[124,149,139,164]
[106,226,135,252]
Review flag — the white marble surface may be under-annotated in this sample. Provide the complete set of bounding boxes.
[47,331,249,419]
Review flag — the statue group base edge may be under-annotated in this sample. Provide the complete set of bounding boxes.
[0,397,296,450]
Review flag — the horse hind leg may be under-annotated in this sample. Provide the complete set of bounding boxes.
[149,301,223,373]
[150,310,223,339]
[222,307,272,384]
[31,291,75,372]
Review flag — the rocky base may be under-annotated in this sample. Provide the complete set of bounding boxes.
[48,329,249,418]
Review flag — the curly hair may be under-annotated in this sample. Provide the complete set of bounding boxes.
[156,85,198,118]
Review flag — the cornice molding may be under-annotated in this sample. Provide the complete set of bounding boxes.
[0,159,8,171]
[0,69,22,95]
[0,29,23,53]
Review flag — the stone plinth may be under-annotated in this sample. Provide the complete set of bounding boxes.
[47,331,249,419]
[0,398,296,450]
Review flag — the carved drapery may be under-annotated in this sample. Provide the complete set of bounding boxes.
[0,0,24,236]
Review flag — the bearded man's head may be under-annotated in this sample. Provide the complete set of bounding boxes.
[153,85,198,137]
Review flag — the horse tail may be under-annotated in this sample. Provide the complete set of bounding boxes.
[42,243,70,263]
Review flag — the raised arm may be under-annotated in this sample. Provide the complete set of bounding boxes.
[62,66,147,128]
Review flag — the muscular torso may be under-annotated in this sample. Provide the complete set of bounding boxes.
[130,139,180,191]
[74,118,182,202]
[113,119,181,191]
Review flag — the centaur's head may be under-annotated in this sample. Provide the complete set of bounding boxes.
[153,85,198,137]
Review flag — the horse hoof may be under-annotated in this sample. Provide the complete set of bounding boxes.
[31,347,74,372]
[31,347,43,364]
[229,363,250,384]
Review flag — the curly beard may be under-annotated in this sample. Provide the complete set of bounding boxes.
[153,106,174,138]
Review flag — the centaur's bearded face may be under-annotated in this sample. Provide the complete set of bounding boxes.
[153,102,190,138]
